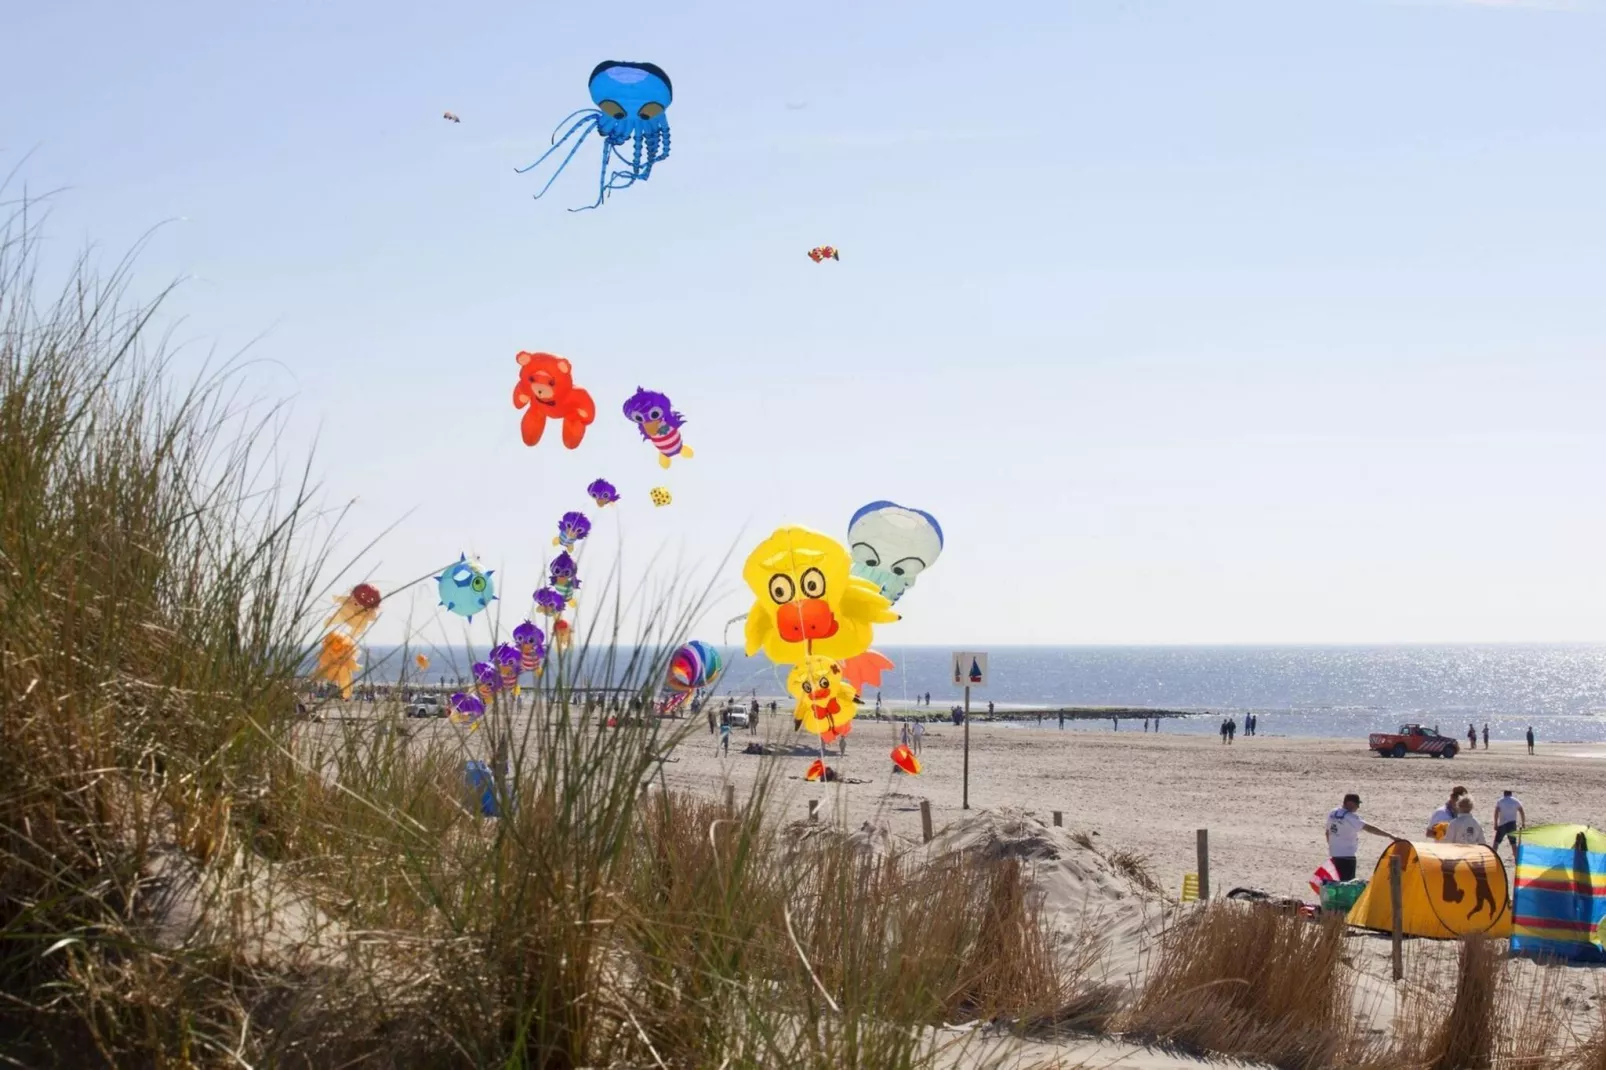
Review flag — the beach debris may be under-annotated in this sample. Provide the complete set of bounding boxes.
[516,60,672,211]
[587,477,620,507]
[532,587,566,618]
[741,526,897,666]
[890,744,921,775]
[649,486,672,507]
[514,351,596,450]
[549,551,580,605]
[622,387,693,468]
[436,555,496,622]
[314,631,360,700]
[443,111,461,123]
[848,501,943,606]
[552,510,591,551]
[807,245,840,262]
[327,583,382,637]
[513,620,546,672]
[787,656,857,744]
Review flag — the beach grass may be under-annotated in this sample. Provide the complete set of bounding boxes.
[0,194,1087,1067]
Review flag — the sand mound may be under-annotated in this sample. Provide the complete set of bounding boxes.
[930,808,1171,982]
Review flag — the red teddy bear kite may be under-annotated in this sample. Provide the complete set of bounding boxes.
[512,351,595,449]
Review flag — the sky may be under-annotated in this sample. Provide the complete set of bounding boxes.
[5,0,1606,647]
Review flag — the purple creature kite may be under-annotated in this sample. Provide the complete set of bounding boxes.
[471,661,502,702]
[622,388,693,469]
[587,478,620,508]
[549,552,581,605]
[533,587,567,618]
[513,620,546,672]
[449,692,485,728]
[553,510,591,551]
[491,642,522,689]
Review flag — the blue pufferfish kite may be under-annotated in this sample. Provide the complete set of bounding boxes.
[516,61,672,211]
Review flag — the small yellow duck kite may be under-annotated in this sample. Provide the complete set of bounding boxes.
[741,526,897,665]
[786,655,859,743]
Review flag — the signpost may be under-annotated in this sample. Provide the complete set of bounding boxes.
[952,652,988,809]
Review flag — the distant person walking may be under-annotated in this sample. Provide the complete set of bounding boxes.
[1467,724,1478,752]
[708,706,717,735]
[1526,726,1536,755]
[750,698,761,733]
[718,712,731,754]
[1482,724,1490,749]
[1220,718,1230,745]
[1143,716,1150,733]
[924,692,931,706]
[1492,790,1526,861]
[1325,793,1393,882]
[1058,711,1065,730]
[1112,716,1118,731]
[1227,718,1237,744]
[988,701,995,717]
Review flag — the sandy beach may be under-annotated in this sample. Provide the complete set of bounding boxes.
[642,717,1606,902]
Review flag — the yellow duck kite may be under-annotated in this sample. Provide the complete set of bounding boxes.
[786,656,859,743]
[742,526,898,665]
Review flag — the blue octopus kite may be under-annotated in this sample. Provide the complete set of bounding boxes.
[516,61,672,211]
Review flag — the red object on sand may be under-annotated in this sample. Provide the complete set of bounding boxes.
[890,744,921,776]
[805,759,829,782]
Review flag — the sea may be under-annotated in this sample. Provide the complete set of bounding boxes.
[360,643,1606,745]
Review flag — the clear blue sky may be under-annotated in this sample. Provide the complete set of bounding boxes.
[6,0,1606,646]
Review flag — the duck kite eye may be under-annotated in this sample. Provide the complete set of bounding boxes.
[800,567,826,599]
[471,575,487,592]
[801,680,814,695]
[638,101,665,120]
[768,574,795,604]
[818,677,830,691]
[598,99,627,119]
[647,407,663,421]
[632,411,645,422]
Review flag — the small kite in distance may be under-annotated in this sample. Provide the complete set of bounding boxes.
[807,246,840,263]
[443,111,461,123]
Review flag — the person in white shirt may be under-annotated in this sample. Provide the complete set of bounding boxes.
[1427,786,1468,840]
[1492,790,1526,861]
[1325,793,1394,881]
[1445,795,1486,845]
[911,719,924,756]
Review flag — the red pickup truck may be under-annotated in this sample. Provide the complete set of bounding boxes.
[1369,724,1459,759]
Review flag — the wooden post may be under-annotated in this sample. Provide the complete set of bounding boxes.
[1196,829,1210,901]
[1053,810,1063,827]
[1390,853,1404,981]
[920,800,933,843]
[724,783,735,817]
[808,799,819,824]
[962,684,972,810]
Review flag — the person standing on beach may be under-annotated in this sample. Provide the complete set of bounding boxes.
[1220,718,1229,745]
[1325,793,1393,882]
[1526,726,1535,755]
[1467,724,1477,751]
[1446,795,1486,845]
[900,721,911,747]
[1427,786,1467,839]
[750,698,760,733]
[988,700,995,717]
[912,719,924,755]
[719,711,731,754]
[1492,790,1526,861]
[1482,724,1490,749]
[708,706,716,735]
[1058,711,1065,730]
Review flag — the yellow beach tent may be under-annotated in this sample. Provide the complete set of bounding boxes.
[1346,840,1512,939]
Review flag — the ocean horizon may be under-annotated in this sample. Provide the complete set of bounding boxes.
[354,642,1606,744]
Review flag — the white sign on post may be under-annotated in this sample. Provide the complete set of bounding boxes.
[951,651,988,688]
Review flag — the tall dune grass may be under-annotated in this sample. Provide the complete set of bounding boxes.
[0,196,1087,1067]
